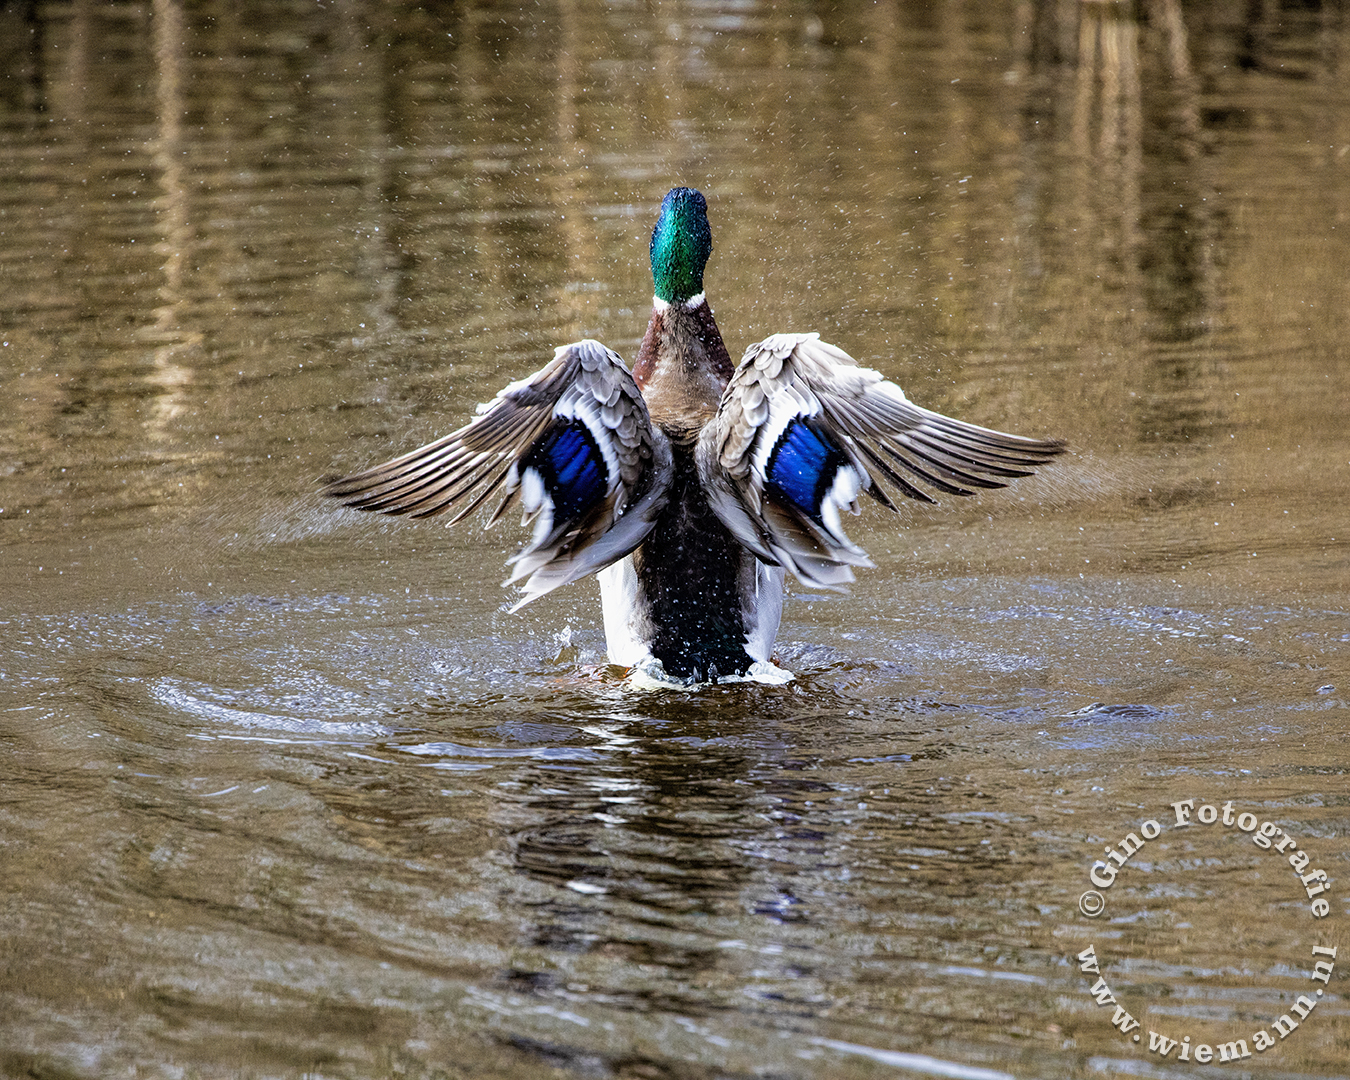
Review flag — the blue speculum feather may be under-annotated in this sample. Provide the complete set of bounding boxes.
[765,419,848,524]
[523,421,607,521]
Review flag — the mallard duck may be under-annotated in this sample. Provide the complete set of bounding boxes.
[324,187,1064,683]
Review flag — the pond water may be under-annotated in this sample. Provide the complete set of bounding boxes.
[2,1,1347,1077]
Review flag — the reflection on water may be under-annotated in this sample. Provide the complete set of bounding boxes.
[2,2,1347,1078]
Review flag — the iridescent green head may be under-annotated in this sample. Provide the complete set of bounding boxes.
[650,187,712,304]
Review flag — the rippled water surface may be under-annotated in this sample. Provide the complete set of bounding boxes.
[2,2,1348,1077]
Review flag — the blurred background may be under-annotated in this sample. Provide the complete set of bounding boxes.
[1,1,1347,1077]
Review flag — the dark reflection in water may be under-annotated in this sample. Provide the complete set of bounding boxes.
[2,1,1349,1078]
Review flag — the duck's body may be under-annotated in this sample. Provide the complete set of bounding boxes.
[601,291,784,680]
[324,188,1064,683]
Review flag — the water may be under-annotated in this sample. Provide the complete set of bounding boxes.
[2,1,1347,1077]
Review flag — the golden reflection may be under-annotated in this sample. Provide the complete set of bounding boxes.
[547,0,598,345]
[328,3,402,339]
[1064,0,1217,346]
[145,0,198,433]
[1071,0,1144,301]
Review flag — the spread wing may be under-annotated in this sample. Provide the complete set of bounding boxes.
[324,339,673,609]
[698,333,1065,589]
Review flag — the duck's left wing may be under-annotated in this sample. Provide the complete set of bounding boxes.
[699,333,1064,589]
[324,340,673,609]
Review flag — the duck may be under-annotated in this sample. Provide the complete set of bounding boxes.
[323,187,1064,684]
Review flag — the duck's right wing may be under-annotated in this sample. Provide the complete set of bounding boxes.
[323,339,673,609]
